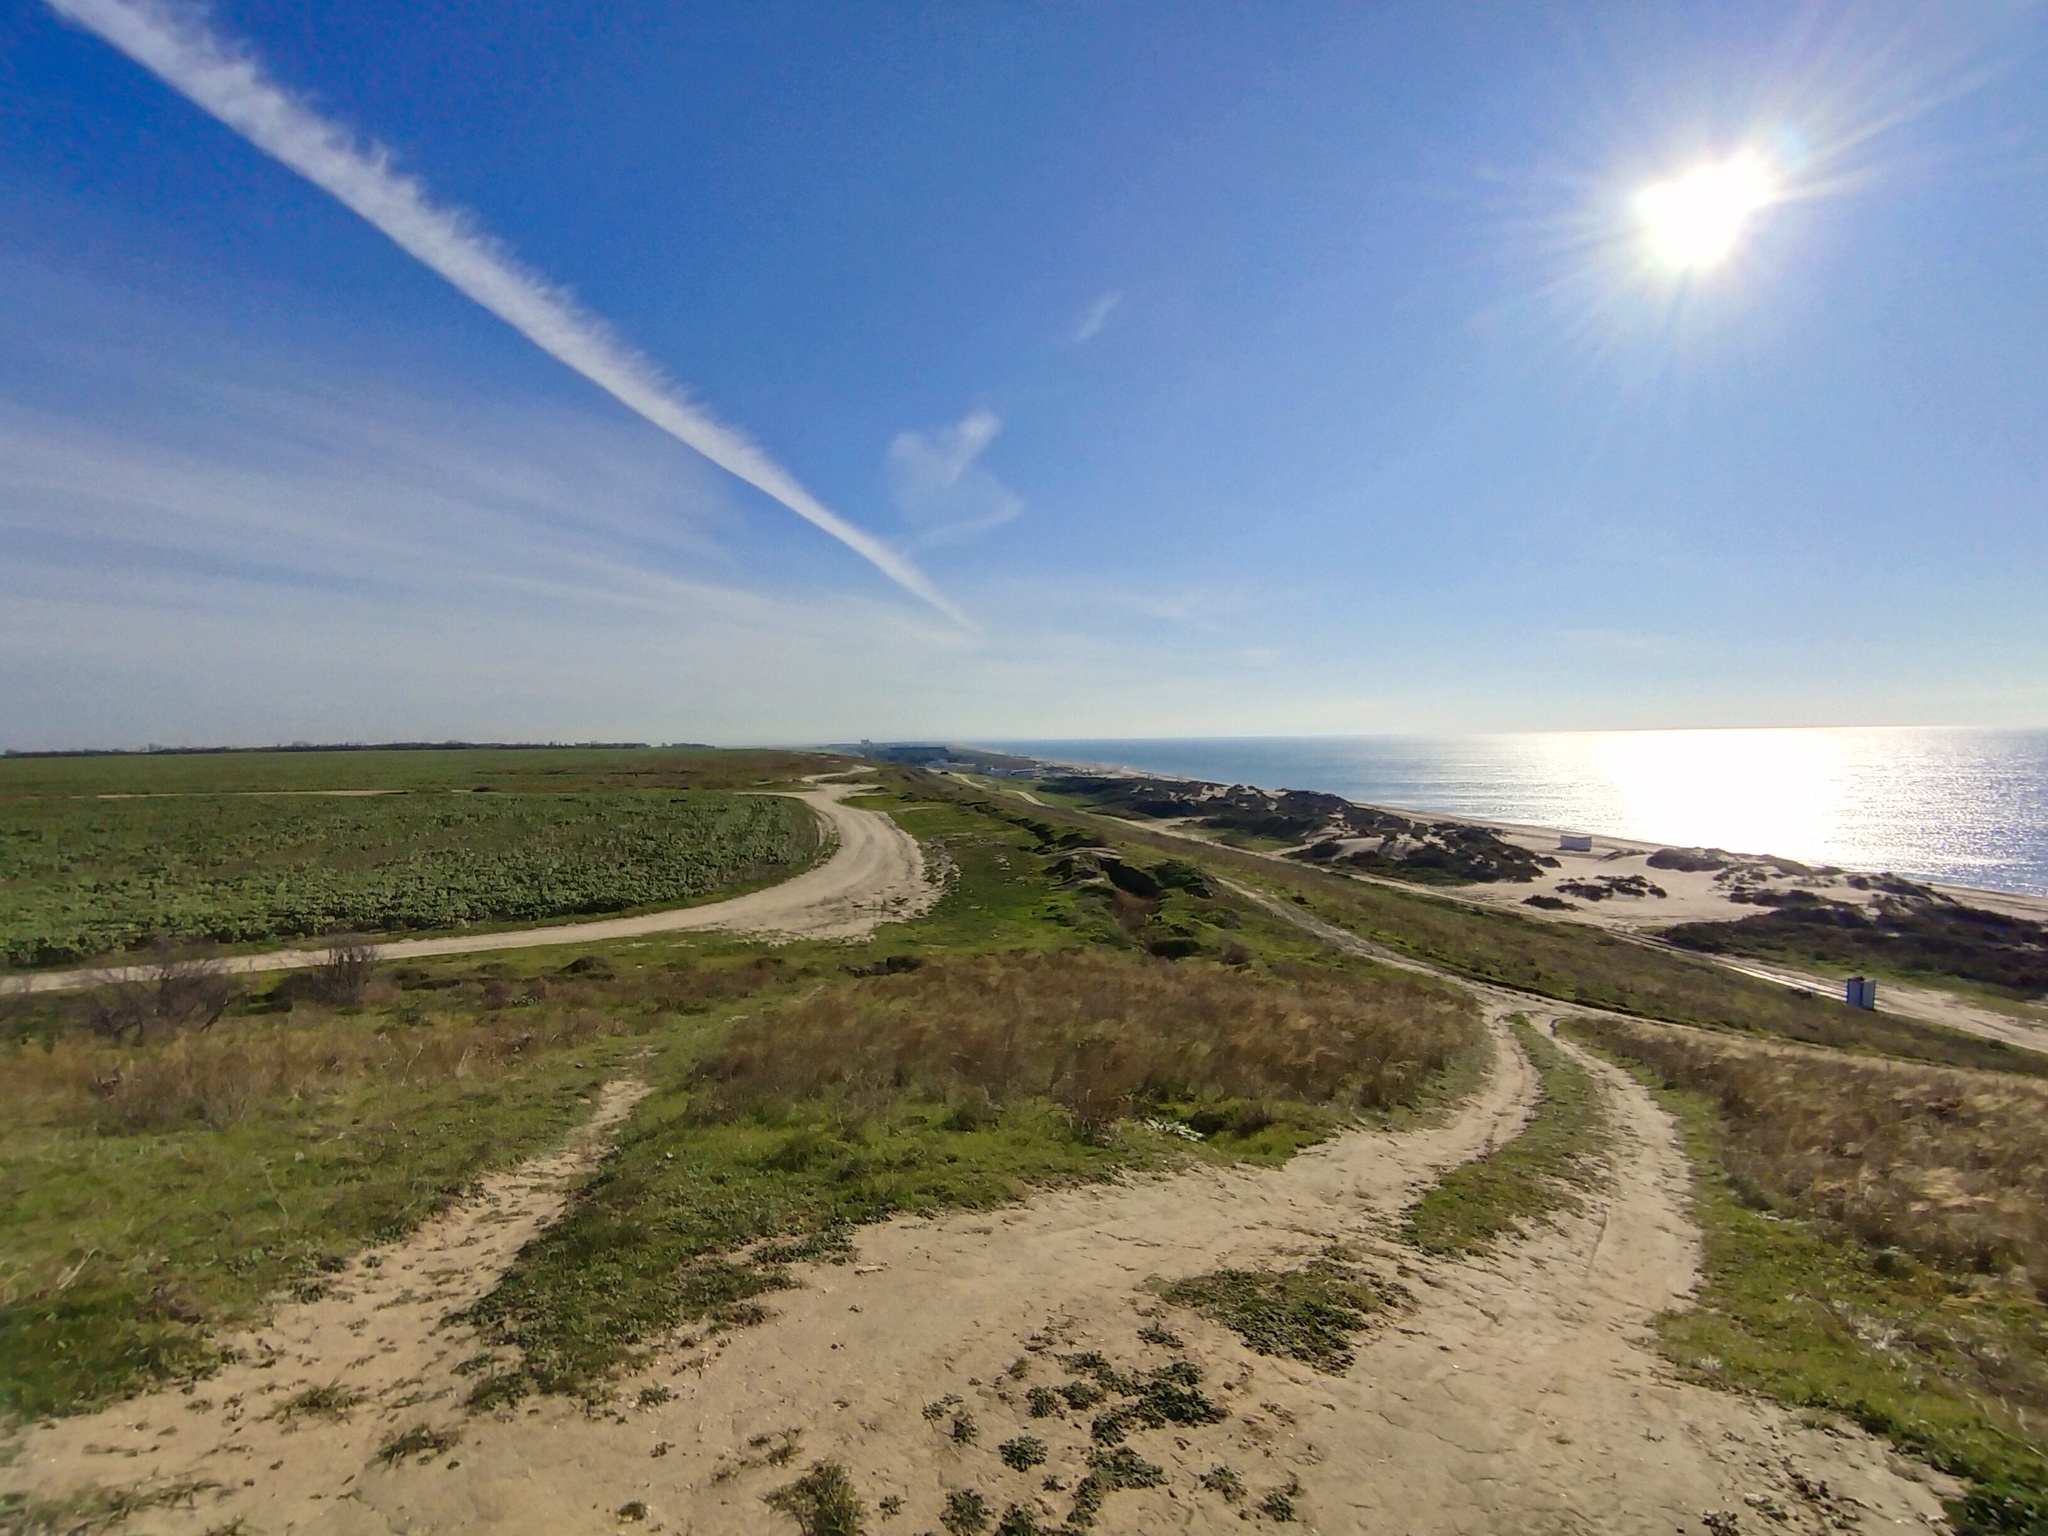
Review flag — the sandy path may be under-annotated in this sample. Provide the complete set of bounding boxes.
[9,780,936,997]
[0,1077,648,1532]
[1275,1018,1955,1534]
[0,999,1955,1534]
[1689,952,2048,1054]
[1,892,1966,1533]
[0,1011,1535,1534]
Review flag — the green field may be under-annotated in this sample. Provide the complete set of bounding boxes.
[0,748,829,967]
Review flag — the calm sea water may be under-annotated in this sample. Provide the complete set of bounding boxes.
[983,729,2048,899]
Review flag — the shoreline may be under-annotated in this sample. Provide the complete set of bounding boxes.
[986,746,2048,919]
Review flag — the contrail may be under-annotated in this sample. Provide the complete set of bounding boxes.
[45,0,969,627]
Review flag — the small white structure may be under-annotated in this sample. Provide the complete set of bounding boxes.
[1845,976,1878,1010]
[1558,833,1593,853]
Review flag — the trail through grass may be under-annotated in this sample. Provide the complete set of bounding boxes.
[1400,1019,1608,1256]
[947,775,2048,1080]
[0,783,1482,1420]
[1569,1016,2048,1536]
[461,948,1475,1403]
[1158,1249,1404,1372]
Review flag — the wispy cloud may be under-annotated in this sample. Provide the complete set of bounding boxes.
[885,409,1024,546]
[1072,290,1122,343]
[43,0,968,626]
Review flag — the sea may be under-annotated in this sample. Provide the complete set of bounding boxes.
[981,728,2048,900]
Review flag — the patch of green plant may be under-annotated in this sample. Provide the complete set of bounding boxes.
[0,745,836,799]
[272,1381,361,1422]
[1198,1465,1245,1502]
[999,1435,1048,1471]
[1256,1476,1302,1522]
[375,1422,460,1466]
[1401,1020,1609,1256]
[0,1043,618,1420]
[1568,1027,2048,1536]
[1158,1251,1399,1373]
[1088,1359,1227,1444]
[0,785,820,968]
[1067,1445,1166,1528]
[765,1459,866,1536]
[941,1487,989,1535]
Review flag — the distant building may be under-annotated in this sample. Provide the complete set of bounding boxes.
[1558,833,1593,852]
[1845,976,1878,1010]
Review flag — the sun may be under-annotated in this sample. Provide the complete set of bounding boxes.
[1634,154,1776,271]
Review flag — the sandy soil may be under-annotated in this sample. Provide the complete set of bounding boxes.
[0,1077,648,1532]
[1687,952,2048,1054]
[1,993,1956,1535]
[11,779,937,998]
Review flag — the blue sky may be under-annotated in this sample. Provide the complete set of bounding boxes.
[2,1,2045,747]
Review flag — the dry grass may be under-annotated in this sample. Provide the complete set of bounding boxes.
[1572,1017,2048,1294]
[1,1007,626,1134]
[689,950,1476,1131]
[1570,1016,2048,1529]
[0,950,793,1135]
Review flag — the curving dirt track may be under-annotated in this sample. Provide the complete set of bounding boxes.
[8,779,936,997]
[0,1000,1957,1535]
[0,863,1968,1534]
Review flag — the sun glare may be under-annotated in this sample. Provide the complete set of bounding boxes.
[1634,154,1776,271]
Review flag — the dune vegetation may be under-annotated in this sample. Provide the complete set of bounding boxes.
[1570,1016,2048,1532]
[0,774,1478,1419]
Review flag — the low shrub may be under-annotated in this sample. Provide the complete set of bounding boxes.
[688,950,1475,1134]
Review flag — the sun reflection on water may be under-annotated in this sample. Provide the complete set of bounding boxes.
[996,729,2048,896]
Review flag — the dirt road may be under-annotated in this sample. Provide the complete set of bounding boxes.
[8,779,936,997]
[0,1000,1955,1534]
[1,851,1967,1534]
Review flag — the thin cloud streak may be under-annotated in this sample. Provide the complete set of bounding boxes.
[43,0,969,627]
[1072,290,1121,343]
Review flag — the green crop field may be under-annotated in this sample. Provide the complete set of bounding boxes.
[0,748,830,967]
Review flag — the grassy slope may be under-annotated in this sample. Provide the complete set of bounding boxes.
[1567,1019,2048,1535]
[951,776,2048,1080]
[459,787,1479,1403]
[0,783,1478,1420]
